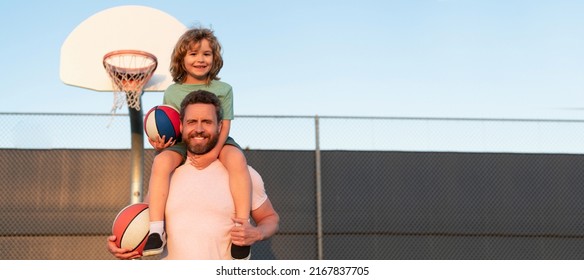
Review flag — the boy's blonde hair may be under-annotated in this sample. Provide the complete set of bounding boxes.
[170,27,223,85]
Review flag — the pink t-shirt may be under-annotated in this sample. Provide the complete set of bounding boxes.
[162,160,268,260]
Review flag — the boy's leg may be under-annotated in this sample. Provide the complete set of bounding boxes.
[219,145,253,260]
[143,150,183,256]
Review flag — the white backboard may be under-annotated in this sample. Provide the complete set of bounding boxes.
[60,5,187,92]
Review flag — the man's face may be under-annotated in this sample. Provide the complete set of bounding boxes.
[181,103,221,155]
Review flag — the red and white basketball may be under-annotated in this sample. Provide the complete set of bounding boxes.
[112,203,150,253]
[144,105,181,143]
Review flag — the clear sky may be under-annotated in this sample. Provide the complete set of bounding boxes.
[1,0,583,119]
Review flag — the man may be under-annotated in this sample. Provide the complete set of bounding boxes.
[107,90,279,259]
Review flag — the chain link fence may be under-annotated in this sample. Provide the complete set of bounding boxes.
[5,113,584,153]
[2,112,584,259]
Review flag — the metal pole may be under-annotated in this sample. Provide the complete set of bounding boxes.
[128,98,144,204]
[315,115,323,260]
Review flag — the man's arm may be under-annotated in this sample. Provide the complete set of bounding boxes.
[230,198,279,246]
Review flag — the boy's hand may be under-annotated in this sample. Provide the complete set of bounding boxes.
[148,135,175,151]
[188,151,218,170]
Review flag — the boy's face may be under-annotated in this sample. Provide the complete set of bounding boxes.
[182,39,213,84]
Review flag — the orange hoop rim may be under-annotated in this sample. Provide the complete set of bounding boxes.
[103,50,158,74]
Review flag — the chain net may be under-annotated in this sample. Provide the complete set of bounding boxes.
[103,50,157,112]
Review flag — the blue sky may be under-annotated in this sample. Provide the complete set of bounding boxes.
[1,0,583,119]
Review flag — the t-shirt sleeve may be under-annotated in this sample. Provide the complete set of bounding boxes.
[162,85,180,109]
[220,86,234,120]
[248,166,268,210]
[162,92,169,105]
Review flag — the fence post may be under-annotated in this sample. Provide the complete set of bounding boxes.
[128,105,144,204]
[315,115,323,260]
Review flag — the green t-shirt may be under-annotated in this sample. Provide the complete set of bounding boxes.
[162,81,234,120]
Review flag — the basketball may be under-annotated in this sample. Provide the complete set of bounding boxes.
[144,105,181,143]
[111,203,150,253]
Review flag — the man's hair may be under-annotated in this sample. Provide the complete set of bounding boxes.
[179,90,223,122]
[170,27,223,85]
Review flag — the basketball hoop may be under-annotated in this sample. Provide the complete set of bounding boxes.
[103,50,157,112]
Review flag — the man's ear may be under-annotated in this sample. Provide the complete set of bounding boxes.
[218,120,223,133]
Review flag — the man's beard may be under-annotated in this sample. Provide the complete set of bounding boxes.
[185,130,220,155]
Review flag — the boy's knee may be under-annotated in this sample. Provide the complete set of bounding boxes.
[221,145,247,164]
[153,151,183,169]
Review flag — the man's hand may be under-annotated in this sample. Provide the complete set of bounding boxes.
[106,235,142,260]
[230,218,263,247]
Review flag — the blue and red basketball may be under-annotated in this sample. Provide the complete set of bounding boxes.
[144,105,181,143]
